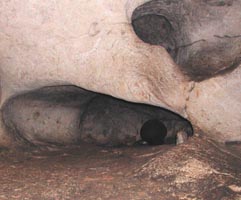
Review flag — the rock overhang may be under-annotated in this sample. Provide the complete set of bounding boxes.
[0,0,240,147]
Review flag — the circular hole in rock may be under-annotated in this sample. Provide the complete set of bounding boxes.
[131,13,177,58]
[2,85,193,148]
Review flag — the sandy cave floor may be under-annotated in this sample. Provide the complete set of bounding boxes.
[0,135,240,200]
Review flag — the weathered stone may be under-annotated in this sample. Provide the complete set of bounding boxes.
[132,0,241,80]
[2,86,192,147]
[0,0,240,146]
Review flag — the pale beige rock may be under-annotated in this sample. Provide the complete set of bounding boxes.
[0,0,188,111]
[187,65,241,142]
[0,0,240,146]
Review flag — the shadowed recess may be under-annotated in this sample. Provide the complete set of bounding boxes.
[132,14,177,58]
[2,85,193,148]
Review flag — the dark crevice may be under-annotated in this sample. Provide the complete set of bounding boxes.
[214,34,241,39]
[2,85,193,148]
[203,0,234,6]
[175,39,206,50]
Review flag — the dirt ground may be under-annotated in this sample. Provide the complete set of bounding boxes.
[0,135,240,200]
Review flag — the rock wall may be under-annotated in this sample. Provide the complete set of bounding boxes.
[0,0,240,147]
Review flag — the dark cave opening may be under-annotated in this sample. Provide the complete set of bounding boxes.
[2,85,193,149]
[131,5,178,60]
[132,14,177,56]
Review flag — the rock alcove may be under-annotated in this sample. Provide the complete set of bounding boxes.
[2,85,193,148]
[0,0,240,199]
[131,0,241,81]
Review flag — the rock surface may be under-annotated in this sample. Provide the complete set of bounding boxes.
[0,0,240,146]
[0,135,240,200]
[2,86,192,147]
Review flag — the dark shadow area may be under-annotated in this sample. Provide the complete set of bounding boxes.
[1,87,240,200]
[132,14,177,59]
[131,0,241,81]
[2,85,193,148]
